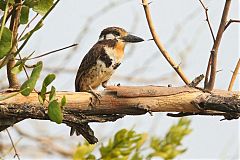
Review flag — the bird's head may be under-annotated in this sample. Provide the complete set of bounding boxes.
[98,27,144,44]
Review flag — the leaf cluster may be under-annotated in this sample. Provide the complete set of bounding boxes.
[148,118,192,159]
[0,0,65,124]
[18,62,66,124]
[73,118,192,160]
[0,0,55,60]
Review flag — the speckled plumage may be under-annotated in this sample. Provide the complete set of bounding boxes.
[75,32,125,92]
[72,27,144,144]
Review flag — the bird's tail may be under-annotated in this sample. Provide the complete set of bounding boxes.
[70,123,98,144]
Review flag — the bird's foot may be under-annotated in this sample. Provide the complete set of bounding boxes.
[88,86,101,106]
[102,81,108,88]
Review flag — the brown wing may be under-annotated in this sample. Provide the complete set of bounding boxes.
[75,42,104,91]
[75,39,117,91]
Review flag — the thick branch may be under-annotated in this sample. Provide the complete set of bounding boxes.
[142,0,190,85]
[7,0,22,88]
[0,86,239,143]
[0,86,239,125]
[205,0,232,90]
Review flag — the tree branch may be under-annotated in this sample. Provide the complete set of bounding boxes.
[205,0,232,90]
[198,0,216,88]
[1,86,239,136]
[198,0,216,42]
[5,129,20,160]
[7,0,22,88]
[228,58,240,91]
[224,19,240,31]
[142,0,190,85]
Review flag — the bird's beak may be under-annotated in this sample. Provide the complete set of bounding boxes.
[121,34,144,43]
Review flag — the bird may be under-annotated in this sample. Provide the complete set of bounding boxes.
[71,26,144,144]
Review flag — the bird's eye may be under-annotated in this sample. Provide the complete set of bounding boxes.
[112,31,120,36]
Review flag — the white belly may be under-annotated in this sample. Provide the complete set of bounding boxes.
[87,60,114,88]
[97,60,114,81]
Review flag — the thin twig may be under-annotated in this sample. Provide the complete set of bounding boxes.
[125,11,202,79]
[14,0,60,58]
[17,13,39,41]
[228,58,240,91]
[14,127,73,157]
[6,129,20,160]
[0,0,61,70]
[141,0,190,85]
[224,19,240,31]
[27,44,78,60]
[205,0,232,91]
[198,0,216,88]
[0,5,13,25]
[0,0,10,40]
[18,54,30,79]
[199,0,216,42]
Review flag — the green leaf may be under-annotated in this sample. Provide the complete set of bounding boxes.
[73,143,96,160]
[114,129,127,144]
[61,95,66,107]
[86,154,96,160]
[39,86,46,104]
[33,0,54,15]
[23,0,39,8]
[0,1,6,11]
[148,118,191,160]
[43,74,55,86]
[20,61,43,96]
[11,63,23,74]
[49,86,56,102]
[48,100,63,124]
[14,0,60,60]
[20,5,30,24]
[38,94,44,104]
[136,133,148,150]
[0,87,30,101]
[39,74,55,104]
[15,58,26,66]
[9,0,14,4]
[0,27,12,59]
[19,21,43,41]
[0,0,14,11]
[11,58,27,74]
[100,129,144,159]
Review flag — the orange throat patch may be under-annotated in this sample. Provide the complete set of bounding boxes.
[115,41,125,61]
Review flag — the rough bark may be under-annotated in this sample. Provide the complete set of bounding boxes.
[0,86,239,142]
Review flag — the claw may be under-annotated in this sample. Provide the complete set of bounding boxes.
[102,81,108,88]
[88,86,101,104]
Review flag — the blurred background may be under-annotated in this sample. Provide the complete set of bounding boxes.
[0,0,239,159]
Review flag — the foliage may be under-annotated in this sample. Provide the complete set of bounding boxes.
[0,0,65,123]
[20,61,43,96]
[0,27,12,59]
[73,118,192,160]
[147,118,192,159]
[73,142,96,160]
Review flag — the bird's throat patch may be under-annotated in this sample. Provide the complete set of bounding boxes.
[115,42,125,61]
